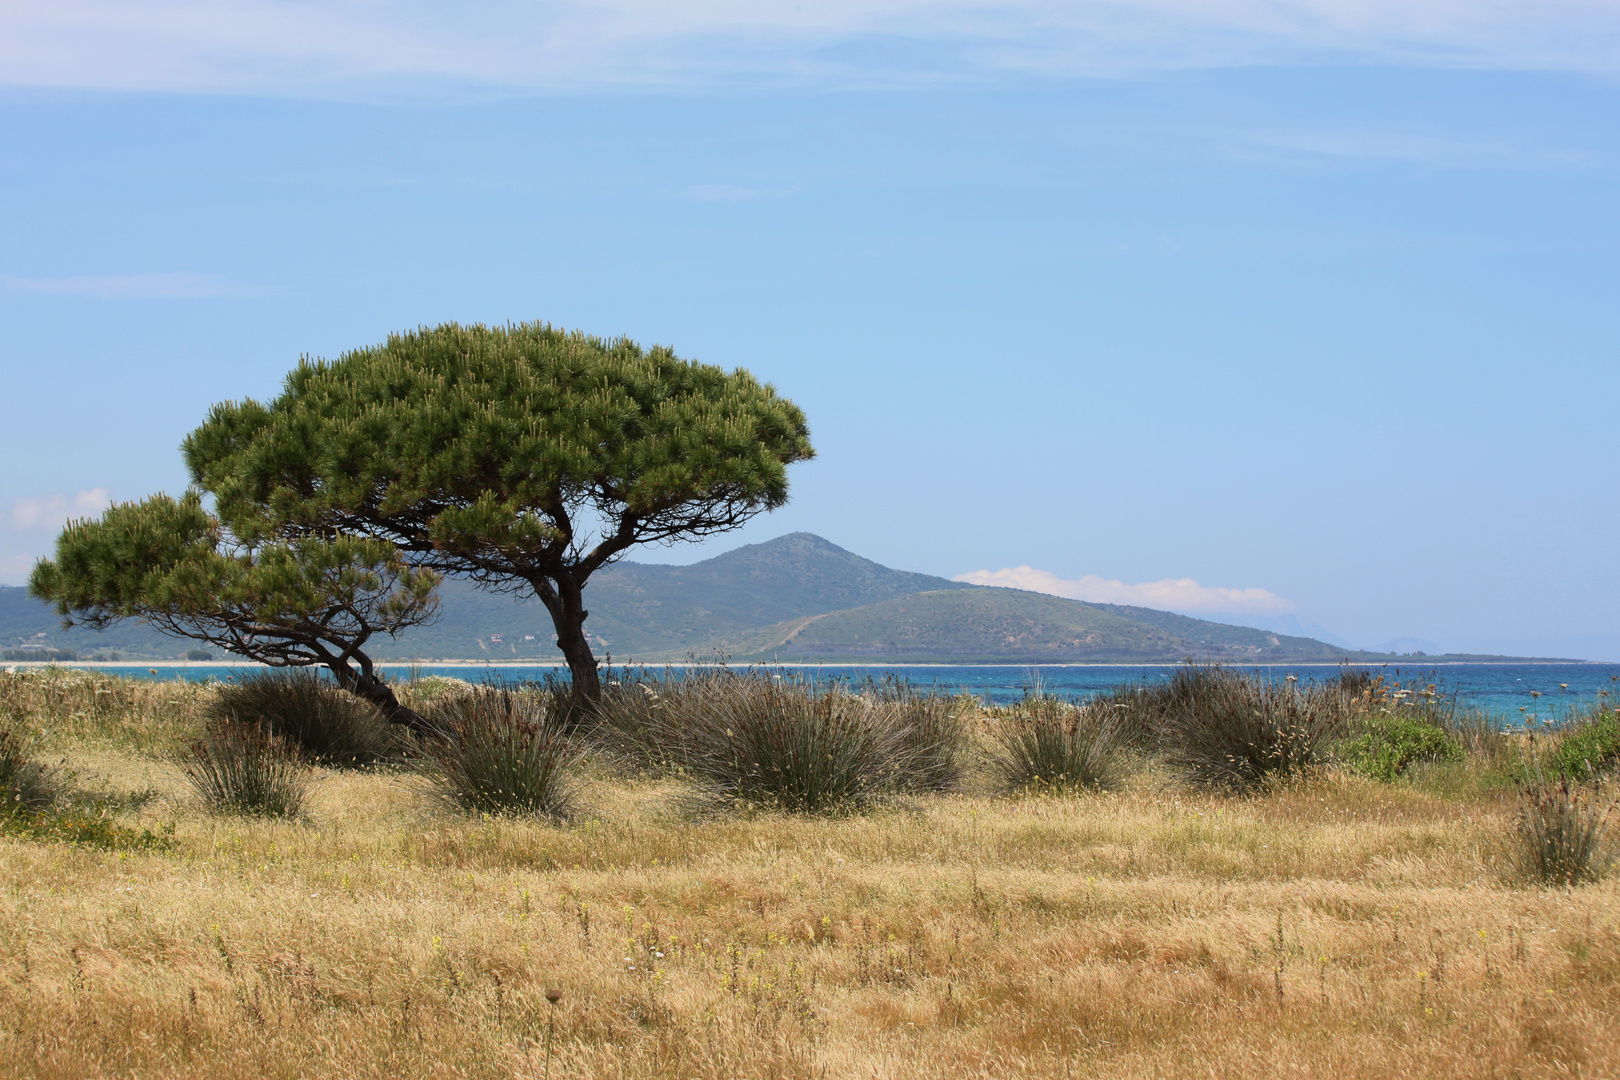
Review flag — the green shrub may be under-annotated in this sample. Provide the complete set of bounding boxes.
[989,699,1126,794]
[1512,779,1615,886]
[1546,712,1620,780]
[1158,666,1344,791]
[182,726,312,818]
[207,669,396,766]
[0,724,67,814]
[1340,715,1464,781]
[419,689,582,820]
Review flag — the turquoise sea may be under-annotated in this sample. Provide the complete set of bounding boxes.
[32,660,1620,725]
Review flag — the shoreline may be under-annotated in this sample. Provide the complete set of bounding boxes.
[5,659,1605,669]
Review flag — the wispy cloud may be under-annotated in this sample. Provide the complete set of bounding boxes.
[2,489,111,533]
[0,273,255,299]
[1,1,1616,98]
[954,565,1295,615]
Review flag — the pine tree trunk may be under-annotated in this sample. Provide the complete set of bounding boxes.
[328,662,431,734]
[547,573,602,703]
[554,619,602,702]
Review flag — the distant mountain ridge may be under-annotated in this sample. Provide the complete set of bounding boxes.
[0,533,1576,663]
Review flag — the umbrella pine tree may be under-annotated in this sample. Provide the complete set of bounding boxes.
[183,321,814,699]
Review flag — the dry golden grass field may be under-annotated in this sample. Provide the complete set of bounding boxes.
[2,668,1618,1079]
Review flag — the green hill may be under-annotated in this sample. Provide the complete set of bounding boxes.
[1,533,1571,664]
[663,587,1352,663]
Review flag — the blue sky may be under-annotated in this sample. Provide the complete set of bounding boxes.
[2,1,1618,658]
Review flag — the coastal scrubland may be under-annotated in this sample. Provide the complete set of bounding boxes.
[1,665,1618,1079]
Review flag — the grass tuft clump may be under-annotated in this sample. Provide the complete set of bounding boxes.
[206,669,397,766]
[665,676,923,814]
[1157,665,1343,791]
[989,698,1127,794]
[867,678,972,793]
[182,726,312,818]
[1511,778,1615,886]
[0,724,68,814]
[419,689,583,820]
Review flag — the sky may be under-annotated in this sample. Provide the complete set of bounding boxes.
[2,1,1618,659]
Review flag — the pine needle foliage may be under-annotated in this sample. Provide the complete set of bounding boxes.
[182,322,814,700]
[29,491,439,728]
[418,689,583,821]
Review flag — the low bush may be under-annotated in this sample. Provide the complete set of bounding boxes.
[1546,711,1620,780]
[989,698,1126,794]
[419,689,582,820]
[1157,666,1343,791]
[0,724,67,814]
[1511,779,1615,886]
[182,726,312,818]
[1340,715,1465,781]
[207,669,396,766]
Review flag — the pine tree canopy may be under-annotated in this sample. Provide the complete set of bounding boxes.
[181,321,814,697]
[28,492,440,727]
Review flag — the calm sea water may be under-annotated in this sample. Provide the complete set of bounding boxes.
[31,660,1620,724]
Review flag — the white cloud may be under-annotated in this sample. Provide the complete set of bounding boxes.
[3,489,112,533]
[0,0,1616,98]
[954,565,1295,615]
[0,273,254,299]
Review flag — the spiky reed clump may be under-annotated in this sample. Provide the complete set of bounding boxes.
[668,677,921,814]
[0,723,66,814]
[1512,778,1615,886]
[182,726,311,818]
[866,678,972,793]
[585,668,685,769]
[1157,665,1344,791]
[419,689,583,820]
[206,669,397,766]
[989,698,1127,794]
